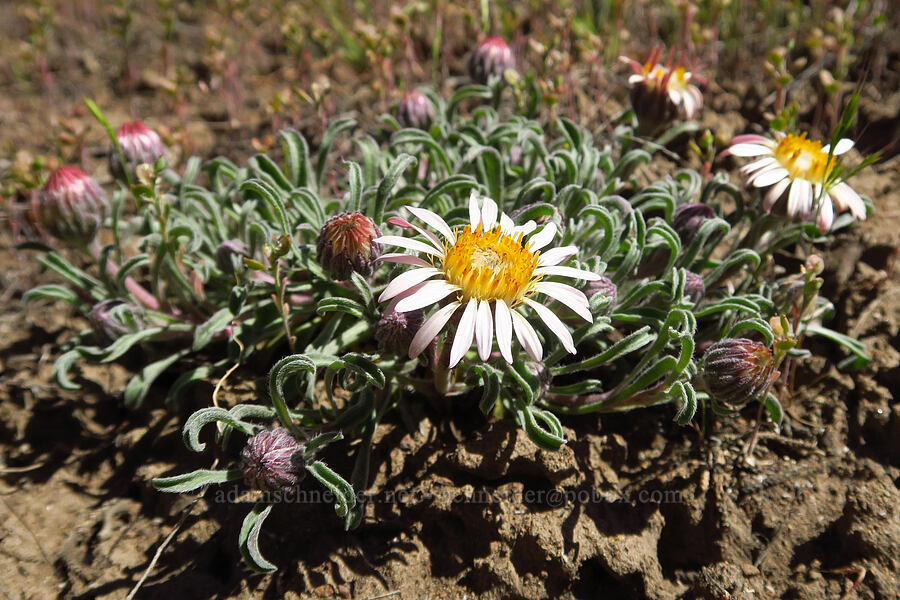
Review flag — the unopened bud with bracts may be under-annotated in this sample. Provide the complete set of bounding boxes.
[585,276,618,314]
[376,308,424,355]
[700,338,779,410]
[109,120,167,182]
[525,360,553,400]
[32,166,108,245]
[88,299,144,345]
[216,240,249,276]
[672,202,715,245]
[684,271,706,303]
[316,211,382,281]
[240,428,306,492]
[468,37,515,85]
[397,90,435,130]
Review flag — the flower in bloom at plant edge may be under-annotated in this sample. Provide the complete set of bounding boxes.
[32,166,108,245]
[620,47,704,125]
[397,90,435,130]
[376,191,601,367]
[700,338,779,410]
[316,211,382,281]
[240,428,306,492]
[109,120,168,181]
[726,131,865,231]
[468,36,516,85]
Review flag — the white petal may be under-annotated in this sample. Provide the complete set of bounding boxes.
[391,217,444,253]
[394,280,459,312]
[681,91,695,118]
[788,178,813,217]
[751,167,789,188]
[474,300,494,361]
[830,182,866,219]
[499,213,515,234]
[481,197,498,230]
[494,300,513,363]
[409,302,460,358]
[378,267,441,302]
[534,282,593,322]
[729,143,773,157]
[535,265,601,280]
[513,220,537,237]
[537,246,577,267]
[523,298,576,354]
[511,309,542,361]
[824,138,854,156]
[527,222,558,252]
[406,206,455,243]
[375,253,433,267]
[468,190,481,230]
[449,298,478,367]
[375,235,444,257]
[668,87,682,106]
[730,134,773,146]
[816,194,834,231]
[628,74,644,85]
[763,177,790,211]
[740,156,777,175]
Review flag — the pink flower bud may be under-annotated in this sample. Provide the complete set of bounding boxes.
[672,203,715,245]
[88,299,145,345]
[376,308,424,355]
[684,271,706,303]
[240,428,306,492]
[397,90,435,130]
[701,338,779,409]
[109,121,167,181]
[32,166,108,244]
[468,37,515,85]
[585,276,618,314]
[316,212,382,281]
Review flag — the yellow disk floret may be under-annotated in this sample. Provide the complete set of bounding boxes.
[442,225,540,306]
[774,133,835,183]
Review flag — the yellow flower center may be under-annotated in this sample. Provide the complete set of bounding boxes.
[773,133,835,183]
[441,225,540,306]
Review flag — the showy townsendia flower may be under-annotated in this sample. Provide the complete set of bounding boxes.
[727,132,865,231]
[376,192,600,368]
[620,48,704,122]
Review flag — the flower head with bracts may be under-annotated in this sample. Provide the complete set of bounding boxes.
[726,131,866,231]
[375,191,601,367]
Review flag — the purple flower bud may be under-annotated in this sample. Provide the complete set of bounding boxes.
[397,90,435,130]
[216,240,249,275]
[32,166,108,245]
[240,428,306,492]
[585,276,618,314]
[701,338,779,409]
[468,37,515,85]
[684,271,705,303]
[88,299,145,345]
[316,211,382,281]
[672,203,715,245]
[525,360,552,399]
[109,121,168,181]
[376,308,424,355]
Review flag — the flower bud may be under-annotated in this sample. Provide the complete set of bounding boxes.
[240,428,306,492]
[216,240,249,275]
[376,308,424,355]
[672,202,715,244]
[684,271,706,303]
[525,360,552,399]
[109,121,167,182]
[585,276,618,314]
[397,90,435,130]
[701,338,779,409]
[32,166,108,245]
[316,211,382,281]
[88,299,144,345]
[468,37,515,85]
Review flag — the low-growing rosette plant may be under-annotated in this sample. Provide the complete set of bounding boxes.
[13,76,875,572]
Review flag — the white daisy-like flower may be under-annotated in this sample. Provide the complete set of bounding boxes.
[375,191,601,368]
[727,131,865,231]
[620,48,704,120]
